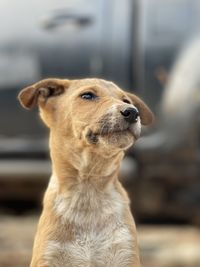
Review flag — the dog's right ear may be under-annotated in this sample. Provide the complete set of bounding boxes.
[18,78,69,110]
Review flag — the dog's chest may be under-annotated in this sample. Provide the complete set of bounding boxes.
[44,226,134,267]
[44,184,135,266]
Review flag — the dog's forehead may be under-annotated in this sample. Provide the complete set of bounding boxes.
[69,78,124,96]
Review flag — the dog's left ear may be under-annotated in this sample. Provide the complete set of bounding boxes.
[18,78,69,110]
[127,92,154,125]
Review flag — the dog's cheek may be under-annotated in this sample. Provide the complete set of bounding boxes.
[98,132,134,151]
[70,122,89,145]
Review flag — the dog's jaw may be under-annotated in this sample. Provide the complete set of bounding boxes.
[84,117,141,150]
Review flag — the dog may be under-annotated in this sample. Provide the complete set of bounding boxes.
[18,78,154,267]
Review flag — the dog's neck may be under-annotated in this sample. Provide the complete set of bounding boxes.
[49,132,124,192]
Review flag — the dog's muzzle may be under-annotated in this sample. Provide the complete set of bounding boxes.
[85,106,141,145]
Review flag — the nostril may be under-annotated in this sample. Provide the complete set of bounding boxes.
[120,107,139,123]
[120,109,131,117]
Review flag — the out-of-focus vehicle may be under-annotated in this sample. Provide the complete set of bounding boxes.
[133,38,200,224]
[0,0,200,223]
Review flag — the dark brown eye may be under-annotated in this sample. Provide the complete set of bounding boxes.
[123,99,131,104]
[80,92,97,100]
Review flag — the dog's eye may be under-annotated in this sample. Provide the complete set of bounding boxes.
[123,99,131,104]
[80,92,97,100]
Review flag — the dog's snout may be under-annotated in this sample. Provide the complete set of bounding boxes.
[120,107,139,123]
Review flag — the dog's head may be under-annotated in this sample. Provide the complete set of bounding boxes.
[18,78,154,155]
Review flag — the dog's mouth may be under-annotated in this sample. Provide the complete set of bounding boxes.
[86,121,140,145]
[101,127,131,136]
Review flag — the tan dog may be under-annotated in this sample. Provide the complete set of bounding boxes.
[18,78,153,267]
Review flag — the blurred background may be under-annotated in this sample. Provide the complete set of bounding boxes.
[0,0,200,266]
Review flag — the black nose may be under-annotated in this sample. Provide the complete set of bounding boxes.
[120,107,139,123]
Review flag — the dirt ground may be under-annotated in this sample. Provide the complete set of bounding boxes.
[0,215,199,267]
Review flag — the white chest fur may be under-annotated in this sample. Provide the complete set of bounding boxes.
[44,180,137,267]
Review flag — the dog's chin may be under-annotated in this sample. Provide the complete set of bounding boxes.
[85,128,138,151]
[99,129,135,150]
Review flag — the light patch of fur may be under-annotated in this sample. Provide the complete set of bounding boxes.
[44,229,135,267]
[48,174,58,190]
[54,182,125,225]
[44,222,134,267]
[43,183,136,267]
[107,104,118,114]
[130,117,141,139]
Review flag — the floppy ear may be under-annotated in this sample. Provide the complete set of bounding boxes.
[18,78,69,110]
[127,92,154,125]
